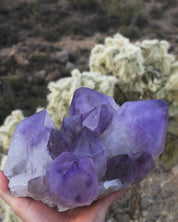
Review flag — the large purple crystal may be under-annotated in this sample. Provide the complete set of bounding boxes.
[100,99,168,159]
[4,87,168,211]
[46,152,99,207]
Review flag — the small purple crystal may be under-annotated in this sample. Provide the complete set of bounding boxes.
[4,87,168,211]
[69,87,118,118]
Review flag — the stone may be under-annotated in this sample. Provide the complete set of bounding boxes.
[35,70,46,80]
[50,50,69,63]
[4,87,168,211]
[65,62,75,72]
[45,69,61,82]
[14,54,29,67]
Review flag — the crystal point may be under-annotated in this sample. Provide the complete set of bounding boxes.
[72,127,106,179]
[46,152,99,207]
[100,99,168,159]
[4,110,55,179]
[69,87,118,117]
[47,129,72,159]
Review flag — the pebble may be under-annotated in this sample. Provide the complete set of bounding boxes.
[35,70,46,80]
[50,50,69,63]
[45,69,61,82]
[65,62,75,72]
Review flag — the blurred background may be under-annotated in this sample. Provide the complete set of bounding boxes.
[0,0,178,221]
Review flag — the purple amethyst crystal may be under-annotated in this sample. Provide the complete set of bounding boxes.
[47,129,72,159]
[106,154,134,186]
[4,110,55,179]
[100,99,168,159]
[69,87,118,118]
[46,152,99,207]
[72,127,106,179]
[4,87,168,211]
[62,115,83,136]
[83,104,114,135]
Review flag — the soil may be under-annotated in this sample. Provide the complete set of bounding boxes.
[0,0,178,221]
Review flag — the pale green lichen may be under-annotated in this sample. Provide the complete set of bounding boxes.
[165,72,178,107]
[0,111,24,222]
[90,33,144,92]
[89,33,177,95]
[157,72,178,108]
[0,110,24,152]
[0,155,22,222]
[136,39,175,75]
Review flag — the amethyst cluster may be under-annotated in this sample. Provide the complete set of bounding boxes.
[4,87,168,211]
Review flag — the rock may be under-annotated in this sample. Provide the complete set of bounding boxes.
[65,62,75,72]
[14,54,29,67]
[172,165,178,175]
[45,69,61,82]
[35,70,46,80]
[115,214,130,222]
[50,50,69,63]
[0,48,15,75]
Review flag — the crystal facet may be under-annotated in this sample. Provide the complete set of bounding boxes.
[4,87,168,211]
[46,152,99,207]
[100,99,168,159]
